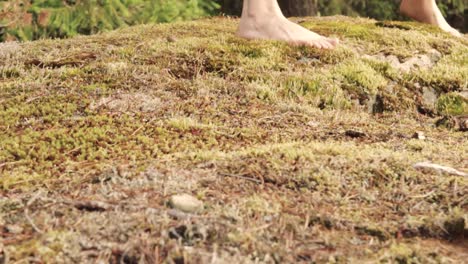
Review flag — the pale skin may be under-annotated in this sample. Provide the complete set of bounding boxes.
[399,0,461,37]
[237,0,461,49]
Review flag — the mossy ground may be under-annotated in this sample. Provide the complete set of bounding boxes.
[1,16,467,263]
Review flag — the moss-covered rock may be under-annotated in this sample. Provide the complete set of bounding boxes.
[436,92,468,116]
[1,16,467,263]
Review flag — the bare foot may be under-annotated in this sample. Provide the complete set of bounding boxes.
[237,16,339,49]
[400,0,461,37]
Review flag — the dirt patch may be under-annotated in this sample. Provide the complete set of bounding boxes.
[89,92,163,113]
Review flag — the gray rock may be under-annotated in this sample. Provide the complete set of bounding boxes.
[399,55,432,73]
[366,49,441,73]
[459,90,468,100]
[422,87,438,108]
[169,194,203,213]
[427,49,442,63]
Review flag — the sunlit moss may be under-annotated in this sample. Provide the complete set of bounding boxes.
[1,17,467,262]
[436,93,468,116]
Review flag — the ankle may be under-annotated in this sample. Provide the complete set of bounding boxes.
[399,0,417,16]
[399,0,406,14]
[240,11,286,32]
[244,12,284,23]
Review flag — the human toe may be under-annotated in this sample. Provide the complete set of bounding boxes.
[326,37,340,46]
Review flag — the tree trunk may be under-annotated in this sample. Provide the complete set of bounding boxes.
[218,0,243,16]
[278,0,317,17]
[219,0,317,17]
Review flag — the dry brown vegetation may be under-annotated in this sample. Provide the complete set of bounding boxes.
[0,16,467,263]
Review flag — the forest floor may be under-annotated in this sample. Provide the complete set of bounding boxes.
[1,16,467,263]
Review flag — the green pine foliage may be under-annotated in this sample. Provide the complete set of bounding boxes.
[133,0,219,23]
[33,0,130,37]
[1,0,466,41]
[1,0,220,41]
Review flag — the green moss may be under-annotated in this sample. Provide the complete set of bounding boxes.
[335,59,388,96]
[307,19,379,41]
[1,16,467,263]
[1,16,466,190]
[363,57,399,80]
[385,243,419,263]
[436,93,468,116]
[81,83,109,93]
[280,76,351,109]
[416,48,468,92]
[241,195,281,216]
[284,77,322,97]
[0,67,22,78]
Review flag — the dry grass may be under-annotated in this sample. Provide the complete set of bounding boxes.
[0,16,467,263]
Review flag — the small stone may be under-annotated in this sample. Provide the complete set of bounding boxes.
[168,194,203,213]
[5,224,23,234]
[306,121,320,128]
[459,90,468,100]
[167,36,177,43]
[263,215,273,222]
[412,131,426,140]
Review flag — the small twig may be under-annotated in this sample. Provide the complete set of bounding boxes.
[0,161,22,169]
[413,162,467,177]
[154,246,160,264]
[218,173,262,184]
[25,96,41,103]
[24,209,44,234]
[26,190,44,207]
[131,125,145,136]
[410,190,436,199]
[65,146,82,156]
[3,234,33,246]
[210,244,218,264]
[131,117,156,136]
[249,223,273,232]
[24,190,45,234]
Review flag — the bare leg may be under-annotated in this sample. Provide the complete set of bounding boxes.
[400,0,461,37]
[237,0,338,49]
